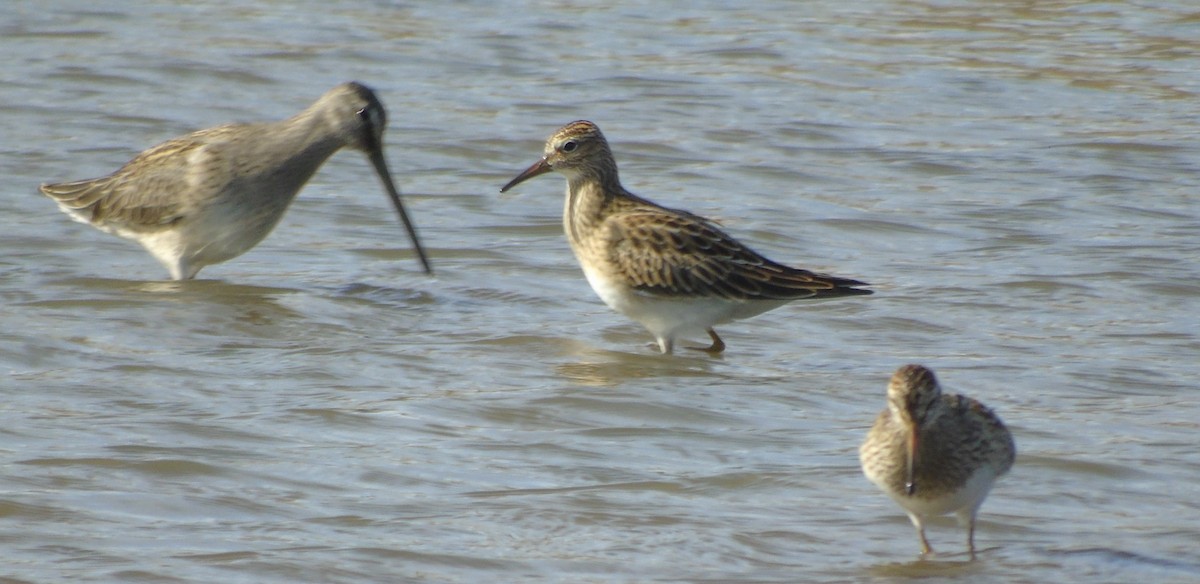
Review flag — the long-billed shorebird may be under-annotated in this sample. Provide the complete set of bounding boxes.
[40,82,431,280]
[499,120,871,354]
[859,364,1015,557]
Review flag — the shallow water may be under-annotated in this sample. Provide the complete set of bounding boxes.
[3,1,1200,582]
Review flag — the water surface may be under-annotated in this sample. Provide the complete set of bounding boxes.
[3,1,1199,582]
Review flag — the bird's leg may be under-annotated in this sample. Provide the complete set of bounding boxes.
[685,328,725,355]
[967,516,977,559]
[919,527,934,556]
[652,336,675,355]
[909,513,934,556]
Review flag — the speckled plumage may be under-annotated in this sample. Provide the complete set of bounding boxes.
[40,82,430,280]
[500,120,871,354]
[860,364,1015,556]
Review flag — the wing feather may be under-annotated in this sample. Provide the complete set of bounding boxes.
[605,210,871,300]
[39,126,241,230]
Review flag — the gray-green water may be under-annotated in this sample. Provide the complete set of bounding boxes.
[4,1,1199,582]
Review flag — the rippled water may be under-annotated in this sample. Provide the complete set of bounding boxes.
[3,1,1199,582]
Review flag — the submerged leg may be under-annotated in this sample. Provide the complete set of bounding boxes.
[169,260,195,281]
[653,336,675,355]
[958,506,983,559]
[967,515,977,558]
[685,328,726,355]
[158,254,190,281]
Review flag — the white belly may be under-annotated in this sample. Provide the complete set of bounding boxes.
[889,468,999,520]
[579,259,780,341]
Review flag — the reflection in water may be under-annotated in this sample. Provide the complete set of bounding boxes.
[556,350,718,388]
[867,554,981,577]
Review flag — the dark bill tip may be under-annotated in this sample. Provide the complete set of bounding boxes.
[499,158,553,193]
[367,148,433,275]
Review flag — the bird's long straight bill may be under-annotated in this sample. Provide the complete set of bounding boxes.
[905,431,919,495]
[500,157,552,193]
[367,149,432,274]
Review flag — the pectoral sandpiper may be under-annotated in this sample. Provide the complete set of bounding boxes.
[500,120,871,354]
[859,364,1015,557]
[40,82,431,280]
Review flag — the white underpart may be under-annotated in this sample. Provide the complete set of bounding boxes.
[577,257,790,353]
[888,466,999,530]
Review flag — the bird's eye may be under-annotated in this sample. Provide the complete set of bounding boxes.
[357,107,379,125]
[561,140,578,152]
[356,106,386,132]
